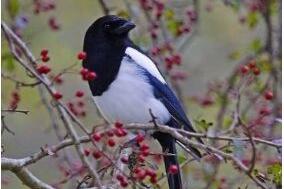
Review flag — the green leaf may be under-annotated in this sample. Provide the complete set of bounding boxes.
[223,146,233,154]
[269,0,278,16]
[267,163,282,186]
[2,53,15,72]
[166,20,182,36]
[223,117,233,129]
[177,154,187,164]
[164,9,174,20]
[194,119,213,132]
[117,10,130,19]
[228,50,241,60]
[250,38,262,53]
[258,53,271,72]
[247,12,259,28]
[7,0,20,18]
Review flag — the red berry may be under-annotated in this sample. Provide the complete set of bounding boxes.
[48,17,60,31]
[151,30,157,39]
[240,65,249,74]
[114,121,123,128]
[79,111,86,117]
[77,101,85,107]
[107,139,115,147]
[136,133,145,143]
[264,91,273,100]
[86,71,97,81]
[84,148,90,156]
[155,10,162,19]
[11,91,20,101]
[150,176,157,184]
[151,47,160,56]
[40,49,48,57]
[80,68,89,76]
[120,180,128,187]
[54,75,63,84]
[140,143,149,151]
[252,67,260,75]
[138,154,145,163]
[92,151,102,159]
[146,168,157,178]
[248,59,256,68]
[53,91,63,100]
[107,130,114,137]
[41,56,50,62]
[121,156,128,164]
[259,107,271,116]
[168,165,178,174]
[75,90,84,98]
[173,54,181,65]
[182,26,191,33]
[141,149,149,157]
[115,128,128,137]
[135,169,146,181]
[133,167,142,174]
[116,174,124,181]
[92,133,102,142]
[77,51,87,60]
[67,102,74,108]
[220,177,226,183]
[37,64,51,74]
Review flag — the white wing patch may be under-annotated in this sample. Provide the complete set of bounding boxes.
[125,47,166,83]
[93,57,170,124]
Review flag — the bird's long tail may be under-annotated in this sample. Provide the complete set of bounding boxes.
[154,132,182,189]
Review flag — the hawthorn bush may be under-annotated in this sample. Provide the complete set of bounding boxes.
[2,0,281,189]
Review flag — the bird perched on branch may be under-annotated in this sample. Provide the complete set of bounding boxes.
[83,15,202,189]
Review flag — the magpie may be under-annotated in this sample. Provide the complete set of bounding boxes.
[83,15,202,189]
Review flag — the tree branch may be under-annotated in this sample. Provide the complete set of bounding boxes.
[2,158,55,189]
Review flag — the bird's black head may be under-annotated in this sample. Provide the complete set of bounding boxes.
[85,15,135,41]
[82,15,135,96]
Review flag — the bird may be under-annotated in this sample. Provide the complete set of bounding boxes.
[82,15,202,189]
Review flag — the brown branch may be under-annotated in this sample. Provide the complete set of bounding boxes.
[2,157,55,189]
[1,109,29,114]
[1,116,15,135]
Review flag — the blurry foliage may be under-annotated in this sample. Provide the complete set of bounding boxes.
[6,0,20,19]
[267,163,282,186]
[2,53,16,72]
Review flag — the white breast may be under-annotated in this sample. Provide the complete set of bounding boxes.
[93,56,170,124]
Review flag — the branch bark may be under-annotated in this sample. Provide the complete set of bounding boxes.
[2,158,55,189]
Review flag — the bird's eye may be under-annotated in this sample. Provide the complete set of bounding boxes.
[104,24,111,30]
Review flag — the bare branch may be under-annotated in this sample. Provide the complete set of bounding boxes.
[2,158,55,189]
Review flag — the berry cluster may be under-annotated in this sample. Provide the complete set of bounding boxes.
[33,0,60,31]
[37,49,51,74]
[67,90,86,117]
[240,59,261,76]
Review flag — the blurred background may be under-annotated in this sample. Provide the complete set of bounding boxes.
[1,0,281,189]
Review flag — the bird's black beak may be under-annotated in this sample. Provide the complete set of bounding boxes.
[113,21,135,35]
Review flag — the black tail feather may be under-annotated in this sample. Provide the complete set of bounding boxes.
[153,132,182,189]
